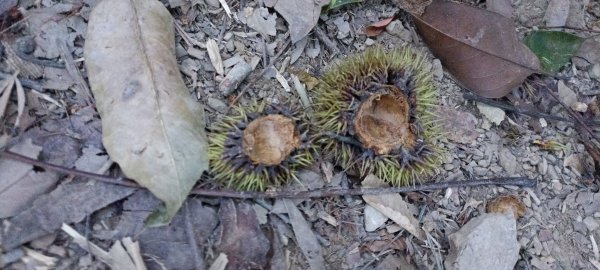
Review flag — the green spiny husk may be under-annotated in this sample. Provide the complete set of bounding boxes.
[208,102,315,191]
[312,46,443,186]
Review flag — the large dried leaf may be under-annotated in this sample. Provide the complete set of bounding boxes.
[413,0,540,98]
[84,0,208,226]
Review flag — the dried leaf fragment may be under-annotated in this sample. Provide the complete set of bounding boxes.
[365,16,397,37]
[362,175,426,240]
[413,0,540,98]
[85,0,208,226]
[207,38,225,75]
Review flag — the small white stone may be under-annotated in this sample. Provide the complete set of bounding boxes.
[589,63,600,80]
[583,216,599,231]
[364,205,388,232]
[539,118,548,128]
[570,102,588,112]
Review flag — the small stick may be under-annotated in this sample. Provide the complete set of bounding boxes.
[189,177,535,199]
[0,149,139,188]
[1,150,536,199]
[537,81,600,140]
[463,93,600,126]
[0,71,42,91]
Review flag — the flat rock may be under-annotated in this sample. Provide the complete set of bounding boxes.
[364,205,388,232]
[477,102,505,126]
[543,0,569,27]
[445,213,520,270]
[437,106,479,144]
[499,148,518,175]
[557,80,577,107]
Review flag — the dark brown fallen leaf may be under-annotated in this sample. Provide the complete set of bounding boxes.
[413,0,540,98]
[365,16,397,37]
[216,199,270,270]
[0,181,135,250]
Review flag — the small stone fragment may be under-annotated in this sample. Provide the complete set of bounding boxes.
[477,103,505,125]
[431,59,443,80]
[364,205,388,232]
[333,17,350,39]
[437,106,479,144]
[499,148,517,175]
[386,20,412,42]
[486,0,513,18]
[570,102,587,112]
[557,80,577,107]
[207,98,228,113]
[219,61,252,96]
[543,0,569,27]
[583,216,599,231]
[445,213,520,270]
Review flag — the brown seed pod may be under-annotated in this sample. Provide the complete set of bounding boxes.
[208,102,314,191]
[487,195,526,219]
[312,46,443,186]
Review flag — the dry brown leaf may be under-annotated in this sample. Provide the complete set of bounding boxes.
[413,0,540,98]
[85,0,208,226]
[364,16,397,37]
[362,175,426,241]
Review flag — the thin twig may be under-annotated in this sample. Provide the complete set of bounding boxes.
[463,93,600,126]
[1,149,536,199]
[537,81,600,140]
[537,26,600,34]
[189,177,535,199]
[0,149,139,187]
[0,71,43,91]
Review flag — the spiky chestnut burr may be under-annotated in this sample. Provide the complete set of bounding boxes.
[312,46,442,186]
[208,102,314,191]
